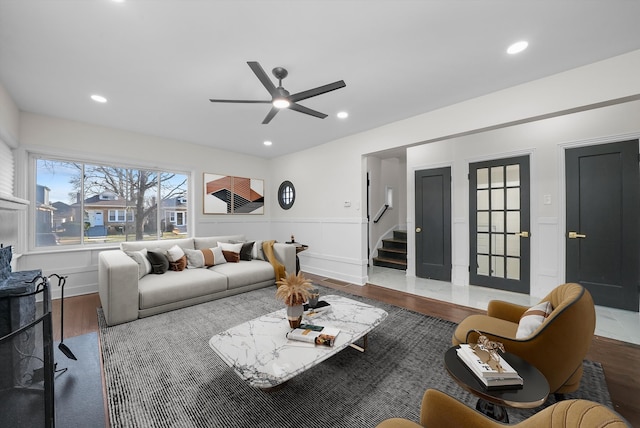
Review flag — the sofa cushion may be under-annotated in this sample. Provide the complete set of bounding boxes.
[252,240,265,260]
[121,238,194,253]
[223,250,240,263]
[138,269,228,309]
[184,247,226,268]
[218,242,242,262]
[169,255,187,271]
[209,260,274,290]
[166,244,185,262]
[193,235,246,250]
[146,250,169,274]
[238,241,254,261]
[125,249,152,279]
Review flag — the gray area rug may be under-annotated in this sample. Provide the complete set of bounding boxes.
[98,286,612,427]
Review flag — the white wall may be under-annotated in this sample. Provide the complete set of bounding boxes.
[406,101,640,300]
[268,49,640,287]
[0,81,19,147]
[6,49,640,297]
[15,112,274,298]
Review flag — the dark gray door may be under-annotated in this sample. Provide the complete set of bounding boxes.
[565,140,639,311]
[469,156,530,294]
[415,167,451,280]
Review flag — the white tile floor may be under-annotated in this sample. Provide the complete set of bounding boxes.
[367,266,640,345]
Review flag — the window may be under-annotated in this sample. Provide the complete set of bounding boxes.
[169,211,186,226]
[34,157,189,247]
[108,210,134,222]
[278,180,295,210]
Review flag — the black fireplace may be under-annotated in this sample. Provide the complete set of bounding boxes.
[0,245,55,427]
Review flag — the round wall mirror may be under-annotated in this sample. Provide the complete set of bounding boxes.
[278,180,295,210]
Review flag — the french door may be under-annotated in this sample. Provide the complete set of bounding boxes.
[469,156,530,293]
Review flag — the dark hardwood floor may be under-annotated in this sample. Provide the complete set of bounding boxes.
[55,273,640,426]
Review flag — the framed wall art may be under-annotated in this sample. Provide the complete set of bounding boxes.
[203,173,264,215]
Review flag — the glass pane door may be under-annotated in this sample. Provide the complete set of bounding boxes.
[469,156,530,293]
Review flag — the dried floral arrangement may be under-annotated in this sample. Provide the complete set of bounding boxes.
[275,271,313,306]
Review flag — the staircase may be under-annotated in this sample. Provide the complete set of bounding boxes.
[372,230,407,271]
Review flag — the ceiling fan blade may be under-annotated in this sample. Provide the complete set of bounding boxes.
[289,102,328,119]
[247,61,277,95]
[209,99,271,103]
[262,107,279,124]
[289,80,346,103]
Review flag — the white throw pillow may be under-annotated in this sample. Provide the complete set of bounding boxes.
[515,301,553,339]
[125,248,152,279]
[252,240,265,260]
[184,247,227,268]
[217,241,242,254]
[166,244,185,262]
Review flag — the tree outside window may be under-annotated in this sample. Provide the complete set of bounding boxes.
[35,158,189,246]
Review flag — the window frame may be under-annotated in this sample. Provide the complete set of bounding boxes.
[30,153,191,250]
[278,180,296,210]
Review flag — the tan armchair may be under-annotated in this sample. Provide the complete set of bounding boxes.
[452,283,596,395]
[376,389,630,427]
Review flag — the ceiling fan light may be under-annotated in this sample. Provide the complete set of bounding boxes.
[273,98,290,109]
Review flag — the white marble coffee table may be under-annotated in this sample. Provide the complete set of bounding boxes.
[208,294,388,389]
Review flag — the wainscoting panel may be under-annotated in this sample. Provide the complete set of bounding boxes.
[16,248,105,298]
[271,218,368,285]
[535,217,562,298]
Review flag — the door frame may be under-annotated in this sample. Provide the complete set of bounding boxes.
[557,133,640,286]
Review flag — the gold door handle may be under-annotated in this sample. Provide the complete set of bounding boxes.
[568,231,586,239]
[416,227,422,233]
[514,231,529,238]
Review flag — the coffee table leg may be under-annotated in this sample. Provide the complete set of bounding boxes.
[349,334,368,353]
[475,399,509,423]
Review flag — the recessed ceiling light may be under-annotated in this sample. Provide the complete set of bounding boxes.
[263,141,273,146]
[337,111,349,119]
[507,41,529,55]
[91,94,107,103]
[112,0,125,3]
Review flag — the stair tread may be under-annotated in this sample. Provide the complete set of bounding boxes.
[378,247,406,254]
[373,256,407,265]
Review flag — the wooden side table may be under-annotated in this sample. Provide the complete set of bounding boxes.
[444,345,549,422]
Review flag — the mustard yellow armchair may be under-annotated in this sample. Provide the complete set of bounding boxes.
[452,283,595,395]
[376,389,630,428]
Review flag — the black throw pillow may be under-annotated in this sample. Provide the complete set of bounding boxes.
[146,250,169,274]
[239,241,255,261]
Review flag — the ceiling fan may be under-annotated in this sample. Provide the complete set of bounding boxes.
[209,61,346,124]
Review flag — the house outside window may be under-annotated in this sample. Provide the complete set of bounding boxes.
[34,157,189,247]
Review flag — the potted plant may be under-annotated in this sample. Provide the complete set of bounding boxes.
[275,271,313,328]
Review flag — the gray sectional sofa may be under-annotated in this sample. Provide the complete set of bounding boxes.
[98,235,295,326]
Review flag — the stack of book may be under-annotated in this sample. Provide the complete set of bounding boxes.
[456,344,523,389]
[286,323,339,347]
[303,300,331,316]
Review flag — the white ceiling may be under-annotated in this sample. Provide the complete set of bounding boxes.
[2,1,640,159]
